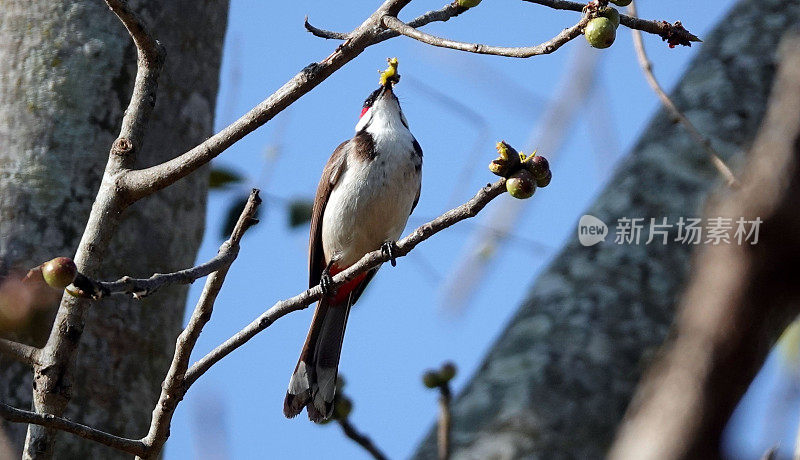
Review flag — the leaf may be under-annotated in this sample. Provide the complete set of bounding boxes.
[209,167,244,189]
[288,199,313,228]
[221,195,262,238]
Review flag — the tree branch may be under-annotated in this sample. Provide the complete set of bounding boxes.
[305,2,468,42]
[381,16,589,58]
[523,0,701,45]
[627,3,738,188]
[339,419,389,460]
[119,0,419,201]
[0,338,39,367]
[437,383,452,460]
[138,190,261,459]
[183,179,508,387]
[94,244,239,299]
[381,15,589,58]
[1,402,147,457]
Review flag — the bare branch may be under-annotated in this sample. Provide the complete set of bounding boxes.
[437,383,452,460]
[120,0,417,201]
[523,0,701,45]
[339,419,389,460]
[628,3,738,188]
[381,15,589,58]
[138,190,261,459]
[1,402,147,457]
[184,180,508,386]
[103,0,166,176]
[0,338,39,367]
[306,2,468,43]
[95,245,238,299]
[304,16,350,40]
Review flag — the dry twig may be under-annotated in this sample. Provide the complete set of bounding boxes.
[339,419,389,460]
[381,15,589,58]
[627,3,738,187]
[0,338,39,367]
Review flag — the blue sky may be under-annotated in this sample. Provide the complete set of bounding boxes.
[159,1,799,458]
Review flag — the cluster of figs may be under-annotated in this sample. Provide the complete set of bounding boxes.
[489,141,552,199]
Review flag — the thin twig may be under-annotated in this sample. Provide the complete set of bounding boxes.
[183,180,508,386]
[523,0,701,45]
[304,17,350,40]
[1,402,147,457]
[95,245,239,299]
[339,419,389,460]
[138,190,261,459]
[306,2,468,42]
[628,3,738,188]
[0,338,40,367]
[381,15,589,58]
[438,383,452,460]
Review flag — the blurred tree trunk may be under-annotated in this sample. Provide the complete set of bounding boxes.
[413,0,800,458]
[0,0,229,457]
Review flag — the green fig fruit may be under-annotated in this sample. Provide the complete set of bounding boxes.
[506,170,536,199]
[584,17,616,49]
[42,257,77,289]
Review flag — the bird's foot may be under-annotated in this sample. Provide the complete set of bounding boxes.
[381,241,400,267]
[320,266,336,297]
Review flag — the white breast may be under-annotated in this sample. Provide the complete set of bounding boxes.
[321,100,421,268]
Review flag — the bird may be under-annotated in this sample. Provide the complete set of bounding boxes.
[283,65,422,423]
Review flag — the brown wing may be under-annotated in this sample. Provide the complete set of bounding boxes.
[309,140,348,289]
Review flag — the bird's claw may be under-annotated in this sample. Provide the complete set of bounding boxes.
[382,241,399,267]
[320,270,335,297]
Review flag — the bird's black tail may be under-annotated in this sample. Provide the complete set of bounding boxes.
[283,297,351,422]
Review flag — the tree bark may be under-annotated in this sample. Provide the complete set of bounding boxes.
[0,0,229,458]
[412,0,800,458]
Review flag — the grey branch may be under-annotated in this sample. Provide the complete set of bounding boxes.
[609,32,800,460]
[95,245,239,299]
[339,418,389,460]
[381,15,589,58]
[438,384,452,460]
[523,0,701,45]
[118,0,419,201]
[183,180,508,386]
[1,402,146,457]
[627,3,738,188]
[306,2,468,43]
[0,338,39,367]
[138,190,261,459]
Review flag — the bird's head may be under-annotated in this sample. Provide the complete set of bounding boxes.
[355,83,409,132]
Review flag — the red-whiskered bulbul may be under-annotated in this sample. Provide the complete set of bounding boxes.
[283,77,422,422]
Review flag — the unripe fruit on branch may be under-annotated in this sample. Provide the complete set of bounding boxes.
[457,0,482,7]
[599,6,620,29]
[334,395,353,420]
[506,170,537,199]
[525,155,550,181]
[536,169,553,188]
[423,370,443,388]
[585,17,616,49]
[440,362,457,382]
[42,257,77,289]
